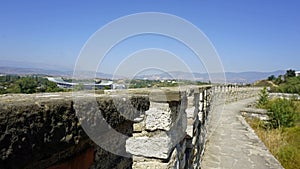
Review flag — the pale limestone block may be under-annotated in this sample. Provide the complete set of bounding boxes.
[126,134,173,159]
[145,102,174,131]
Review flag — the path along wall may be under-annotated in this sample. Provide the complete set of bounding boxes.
[0,86,261,169]
[126,86,261,169]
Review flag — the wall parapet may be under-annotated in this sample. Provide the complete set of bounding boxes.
[0,86,260,169]
[125,86,212,169]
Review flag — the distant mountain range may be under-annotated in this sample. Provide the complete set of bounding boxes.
[0,60,287,83]
[0,60,72,71]
[0,67,118,79]
[135,70,286,84]
[0,66,71,77]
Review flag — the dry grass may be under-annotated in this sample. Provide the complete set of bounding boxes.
[246,117,300,169]
[246,118,284,156]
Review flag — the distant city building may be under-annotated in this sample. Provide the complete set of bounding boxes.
[46,77,113,89]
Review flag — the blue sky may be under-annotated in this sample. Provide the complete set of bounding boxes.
[0,0,299,73]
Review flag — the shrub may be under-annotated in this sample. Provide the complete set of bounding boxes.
[267,99,298,129]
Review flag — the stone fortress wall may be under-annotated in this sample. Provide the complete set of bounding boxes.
[0,86,261,169]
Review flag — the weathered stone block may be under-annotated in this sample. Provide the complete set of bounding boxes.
[186,107,196,119]
[149,90,181,102]
[126,134,174,159]
[132,150,177,169]
[133,161,169,169]
[145,102,173,131]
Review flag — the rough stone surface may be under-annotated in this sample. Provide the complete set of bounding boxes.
[0,92,149,169]
[240,107,269,121]
[128,86,208,169]
[145,102,173,131]
[132,144,178,169]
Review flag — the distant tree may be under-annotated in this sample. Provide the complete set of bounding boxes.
[274,75,284,85]
[276,76,300,94]
[267,75,276,81]
[45,81,63,92]
[285,69,296,78]
[0,75,64,94]
[17,77,38,93]
[6,84,21,93]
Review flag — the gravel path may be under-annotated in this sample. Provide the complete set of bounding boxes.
[201,97,283,169]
